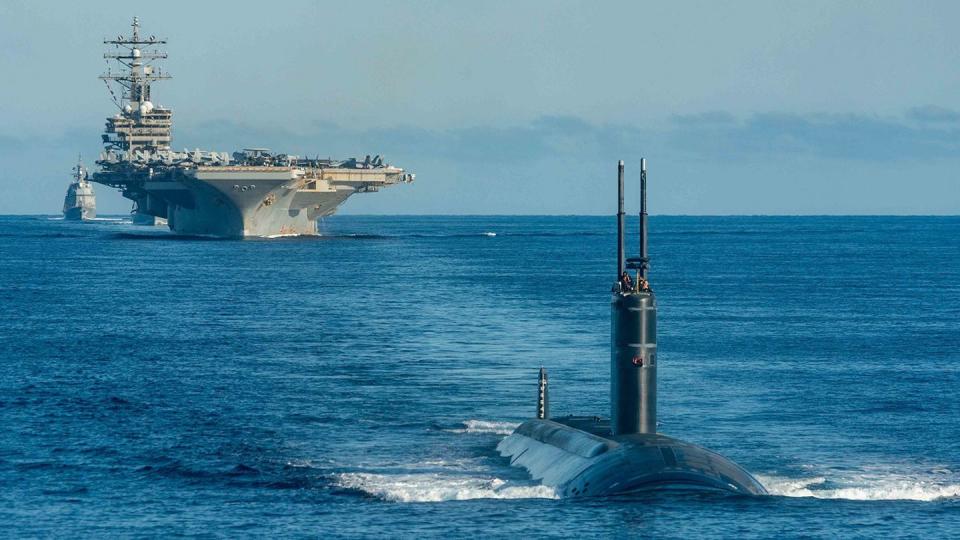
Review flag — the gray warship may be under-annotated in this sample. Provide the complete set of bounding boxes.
[498,160,767,497]
[91,18,413,238]
[62,158,96,221]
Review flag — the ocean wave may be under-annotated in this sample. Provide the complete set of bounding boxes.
[757,473,960,501]
[111,232,223,241]
[0,232,84,238]
[318,231,602,239]
[332,472,557,502]
[446,419,519,435]
[320,233,391,240]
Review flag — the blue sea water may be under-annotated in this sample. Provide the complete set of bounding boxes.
[1,215,958,538]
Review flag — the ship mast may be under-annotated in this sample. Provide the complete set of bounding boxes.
[98,17,173,156]
[100,17,170,108]
[73,155,86,184]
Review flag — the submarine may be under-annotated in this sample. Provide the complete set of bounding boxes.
[497,159,767,497]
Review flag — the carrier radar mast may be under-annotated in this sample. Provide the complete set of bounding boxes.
[99,17,172,154]
[100,16,170,108]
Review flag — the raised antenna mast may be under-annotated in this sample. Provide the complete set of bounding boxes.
[617,160,625,277]
[537,367,549,419]
[100,16,170,108]
[639,158,649,280]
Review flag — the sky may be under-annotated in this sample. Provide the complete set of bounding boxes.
[0,0,958,215]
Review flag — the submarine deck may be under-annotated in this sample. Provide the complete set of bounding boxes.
[550,415,612,437]
[499,416,768,497]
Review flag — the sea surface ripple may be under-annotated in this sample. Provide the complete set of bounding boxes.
[1,215,958,538]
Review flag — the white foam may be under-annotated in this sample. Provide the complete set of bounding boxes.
[446,419,519,436]
[482,232,497,237]
[757,473,960,501]
[334,472,557,502]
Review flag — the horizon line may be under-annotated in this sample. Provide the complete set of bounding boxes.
[3,213,958,218]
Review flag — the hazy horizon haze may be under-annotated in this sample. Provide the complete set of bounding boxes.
[1,0,957,215]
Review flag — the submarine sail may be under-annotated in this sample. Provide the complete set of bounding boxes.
[498,159,767,497]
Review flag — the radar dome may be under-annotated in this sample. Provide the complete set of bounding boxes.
[139,101,154,115]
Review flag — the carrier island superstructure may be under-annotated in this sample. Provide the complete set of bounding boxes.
[92,18,413,237]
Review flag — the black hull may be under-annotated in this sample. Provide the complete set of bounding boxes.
[498,417,767,497]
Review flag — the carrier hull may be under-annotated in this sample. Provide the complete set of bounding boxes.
[131,211,166,226]
[168,169,347,237]
[100,163,407,238]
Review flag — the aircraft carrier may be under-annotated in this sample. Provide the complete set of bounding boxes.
[91,18,413,238]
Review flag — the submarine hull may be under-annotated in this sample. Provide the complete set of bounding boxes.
[498,417,767,497]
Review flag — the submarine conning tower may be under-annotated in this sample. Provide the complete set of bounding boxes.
[496,158,767,497]
[612,158,656,436]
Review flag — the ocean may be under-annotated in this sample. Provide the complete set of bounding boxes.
[1,215,958,538]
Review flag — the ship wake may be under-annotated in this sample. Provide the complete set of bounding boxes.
[332,471,557,502]
[757,469,960,501]
[444,419,519,436]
